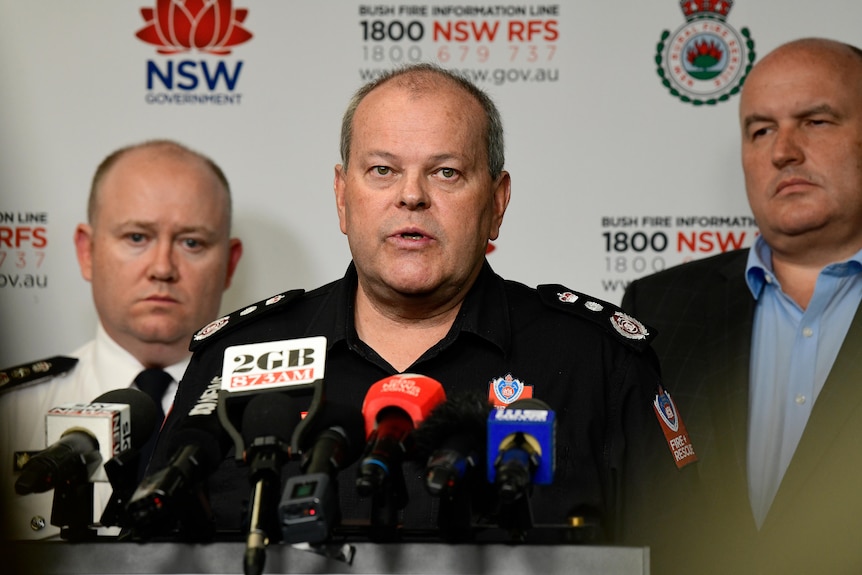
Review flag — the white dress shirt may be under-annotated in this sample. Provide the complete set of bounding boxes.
[0,324,187,540]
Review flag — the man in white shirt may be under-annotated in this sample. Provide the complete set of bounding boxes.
[0,140,243,540]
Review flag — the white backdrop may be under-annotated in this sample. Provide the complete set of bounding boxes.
[1,0,860,367]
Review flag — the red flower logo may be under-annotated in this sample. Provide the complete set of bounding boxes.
[686,39,724,70]
[136,0,253,55]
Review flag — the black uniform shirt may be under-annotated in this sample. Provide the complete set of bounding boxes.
[151,261,666,541]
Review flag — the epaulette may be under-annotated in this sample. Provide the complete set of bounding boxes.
[0,355,79,396]
[190,289,305,352]
[536,284,656,352]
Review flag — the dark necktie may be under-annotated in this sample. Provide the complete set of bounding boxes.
[134,368,173,478]
[134,368,172,423]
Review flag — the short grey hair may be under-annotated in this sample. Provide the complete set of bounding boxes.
[339,63,505,179]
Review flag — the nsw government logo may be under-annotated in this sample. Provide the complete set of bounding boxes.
[655,1,755,106]
[136,0,253,106]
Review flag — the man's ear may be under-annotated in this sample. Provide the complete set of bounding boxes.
[223,238,244,290]
[74,223,95,282]
[489,171,512,241]
[334,164,349,235]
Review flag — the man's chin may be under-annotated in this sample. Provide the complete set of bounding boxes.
[129,322,189,347]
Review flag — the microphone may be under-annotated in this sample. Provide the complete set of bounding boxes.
[14,388,156,541]
[241,392,303,575]
[125,378,229,539]
[15,388,156,495]
[486,398,556,536]
[413,390,493,497]
[279,400,365,544]
[97,388,165,528]
[355,374,446,496]
[411,391,493,540]
[355,374,446,532]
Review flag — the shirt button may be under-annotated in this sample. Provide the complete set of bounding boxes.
[795,394,806,405]
[765,274,774,284]
[802,327,814,337]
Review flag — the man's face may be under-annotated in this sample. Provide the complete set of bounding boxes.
[76,148,241,360]
[740,43,862,260]
[334,79,510,305]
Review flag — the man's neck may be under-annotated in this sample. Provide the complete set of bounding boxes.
[108,333,189,370]
[767,236,862,310]
[353,285,464,372]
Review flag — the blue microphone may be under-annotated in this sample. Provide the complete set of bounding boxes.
[486,398,556,502]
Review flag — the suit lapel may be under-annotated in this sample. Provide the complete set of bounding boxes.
[694,251,760,549]
[706,251,754,473]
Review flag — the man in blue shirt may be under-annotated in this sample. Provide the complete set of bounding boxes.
[623,38,862,574]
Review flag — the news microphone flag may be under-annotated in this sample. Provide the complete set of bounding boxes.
[45,401,132,483]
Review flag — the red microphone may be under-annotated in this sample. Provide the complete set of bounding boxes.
[355,374,446,498]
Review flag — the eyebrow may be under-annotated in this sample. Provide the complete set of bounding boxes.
[743,103,843,132]
[363,151,466,164]
[114,220,218,237]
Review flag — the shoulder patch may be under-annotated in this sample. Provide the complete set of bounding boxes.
[190,289,305,352]
[536,284,656,351]
[0,355,79,396]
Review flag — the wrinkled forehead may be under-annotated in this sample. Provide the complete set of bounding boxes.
[353,81,487,149]
[742,42,862,104]
[740,46,862,126]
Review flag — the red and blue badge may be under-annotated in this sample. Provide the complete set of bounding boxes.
[488,373,533,409]
[653,386,697,469]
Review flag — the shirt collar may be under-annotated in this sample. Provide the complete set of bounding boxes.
[745,236,773,300]
[93,322,189,384]
[745,235,862,300]
[307,260,511,357]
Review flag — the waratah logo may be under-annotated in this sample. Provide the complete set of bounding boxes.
[136,0,253,55]
[655,0,755,106]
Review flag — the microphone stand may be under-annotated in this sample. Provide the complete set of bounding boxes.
[100,448,140,530]
[244,478,269,575]
[243,436,290,575]
[366,463,408,541]
[52,476,98,541]
[50,450,102,541]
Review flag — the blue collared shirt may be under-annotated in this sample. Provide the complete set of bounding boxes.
[745,236,862,528]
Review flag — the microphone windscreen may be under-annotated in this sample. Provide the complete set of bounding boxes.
[412,390,492,463]
[94,388,158,449]
[300,401,367,465]
[241,393,304,445]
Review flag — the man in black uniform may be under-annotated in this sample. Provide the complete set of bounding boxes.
[148,64,674,543]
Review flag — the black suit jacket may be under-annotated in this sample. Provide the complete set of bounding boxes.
[623,249,862,575]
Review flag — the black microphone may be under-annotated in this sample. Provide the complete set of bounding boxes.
[242,393,303,575]
[125,378,229,539]
[97,388,164,528]
[414,391,492,497]
[15,388,157,495]
[411,391,493,540]
[279,401,365,544]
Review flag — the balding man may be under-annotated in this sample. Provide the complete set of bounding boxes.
[623,39,862,573]
[0,140,243,540]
